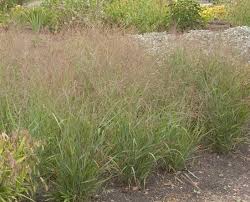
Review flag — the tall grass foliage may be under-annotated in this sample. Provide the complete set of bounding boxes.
[0,29,249,200]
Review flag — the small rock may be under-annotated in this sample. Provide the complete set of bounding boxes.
[132,186,139,191]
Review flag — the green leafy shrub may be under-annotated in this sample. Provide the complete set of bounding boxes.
[105,0,169,32]
[201,5,227,22]
[227,0,250,26]
[42,0,107,27]
[170,0,204,31]
[0,130,39,201]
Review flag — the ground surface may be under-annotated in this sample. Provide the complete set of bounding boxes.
[133,26,250,63]
[96,145,250,202]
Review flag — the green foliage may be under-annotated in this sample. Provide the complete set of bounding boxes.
[212,0,231,5]
[3,0,250,33]
[201,5,227,22]
[42,0,107,26]
[0,11,10,26]
[157,113,203,170]
[11,6,59,32]
[170,0,204,31]
[23,7,58,32]
[105,0,169,32]
[199,60,249,152]
[212,0,222,4]
[106,110,161,186]
[0,0,24,11]
[0,130,38,201]
[227,0,250,26]
[49,118,104,201]
[165,50,250,153]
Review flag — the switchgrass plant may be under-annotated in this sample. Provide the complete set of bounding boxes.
[199,59,249,152]
[105,107,164,186]
[49,117,105,201]
[164,49,250,152]
[0,28,249,200]
[156,112,204,170]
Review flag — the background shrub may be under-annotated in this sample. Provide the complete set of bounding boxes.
[227,0,250,26]
[42,0,107,27]
[170,0,204,31]
[105,0,169,33]
[11,6,59,32]
[0,0,24,11]
[201,5,227,22]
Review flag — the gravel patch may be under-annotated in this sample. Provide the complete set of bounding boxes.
[132,26,250,63]
[24,0,43,8]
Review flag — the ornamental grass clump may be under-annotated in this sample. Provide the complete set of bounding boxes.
[163,49,250,153]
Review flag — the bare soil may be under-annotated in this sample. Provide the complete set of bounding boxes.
[96,145,250,202]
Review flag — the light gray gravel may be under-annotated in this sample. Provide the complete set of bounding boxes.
[132,26,250,63]
[24,0,43,8]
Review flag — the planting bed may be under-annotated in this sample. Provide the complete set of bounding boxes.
[0,25,249,201]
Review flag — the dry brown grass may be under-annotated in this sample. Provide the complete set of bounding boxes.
[0,27,155,93]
